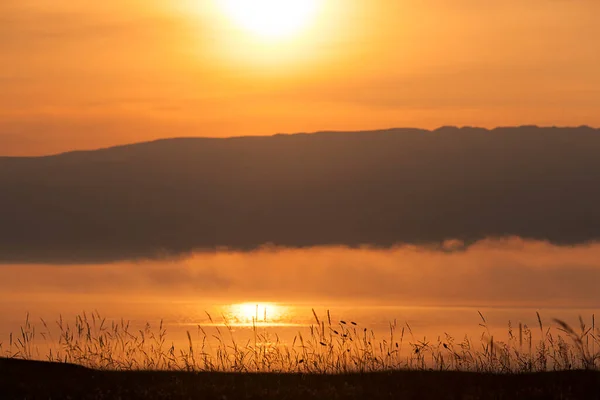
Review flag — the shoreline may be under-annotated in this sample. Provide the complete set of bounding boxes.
[2,358,599,399]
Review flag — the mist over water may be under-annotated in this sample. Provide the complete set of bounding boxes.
[2,238,599,356]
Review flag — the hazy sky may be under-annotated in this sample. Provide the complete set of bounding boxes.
[2,0,600,155]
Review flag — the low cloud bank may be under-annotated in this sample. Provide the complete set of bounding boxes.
[2,237,600,308]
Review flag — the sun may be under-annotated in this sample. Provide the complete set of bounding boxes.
[220,0,319,39]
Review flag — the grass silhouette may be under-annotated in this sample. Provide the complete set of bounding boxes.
[2,310,598,373]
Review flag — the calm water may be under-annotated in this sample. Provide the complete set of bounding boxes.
[1,294,597,357]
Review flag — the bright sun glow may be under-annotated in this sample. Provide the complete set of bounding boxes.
[227,302,287,324]
[220,0,319,39]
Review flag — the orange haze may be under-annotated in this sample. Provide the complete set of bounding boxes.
[2,238,600,308]
[1,0,600,155]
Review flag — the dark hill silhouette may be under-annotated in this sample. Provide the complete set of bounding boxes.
[1,126,600,263]
[2,358,599,400]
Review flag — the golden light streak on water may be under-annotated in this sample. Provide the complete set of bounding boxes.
[224,302,291,326]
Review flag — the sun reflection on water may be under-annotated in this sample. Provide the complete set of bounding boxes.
[225,302,290,326]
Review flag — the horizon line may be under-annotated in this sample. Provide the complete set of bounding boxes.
[1,124,599,159]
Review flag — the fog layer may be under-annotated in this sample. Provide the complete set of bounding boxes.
[2,238,599,308]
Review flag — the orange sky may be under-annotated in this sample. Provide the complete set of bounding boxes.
[1,0,600,155]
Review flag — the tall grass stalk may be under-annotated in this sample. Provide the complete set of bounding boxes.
[1,310,598,373]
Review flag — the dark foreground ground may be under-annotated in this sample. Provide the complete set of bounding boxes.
[1,358,599,400]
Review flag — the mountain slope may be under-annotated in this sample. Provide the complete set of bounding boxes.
[1,126,600,263]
